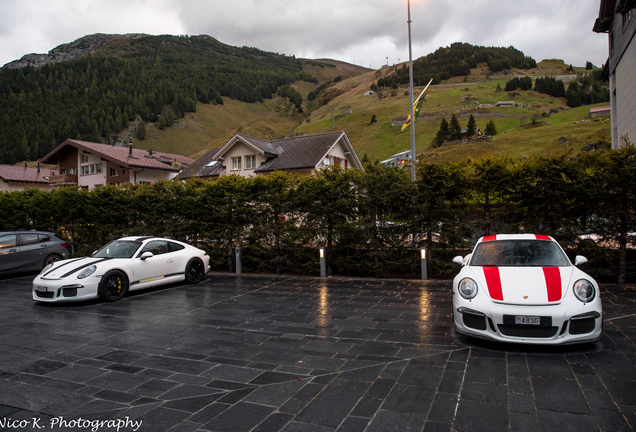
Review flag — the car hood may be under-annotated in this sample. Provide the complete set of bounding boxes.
[471,266,574,305]
[40,257,112,280]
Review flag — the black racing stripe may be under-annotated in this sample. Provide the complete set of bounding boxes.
[60,258,113,278]
[42,257,84,277]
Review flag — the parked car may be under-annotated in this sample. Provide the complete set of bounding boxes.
[452,234,602,345]
[0,231,69,276]
[32,236,210,302]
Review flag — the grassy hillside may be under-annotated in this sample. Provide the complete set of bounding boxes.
[130,58,609,162]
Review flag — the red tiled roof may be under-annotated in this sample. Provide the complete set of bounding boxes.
[0,165,53,183]
[41,139,195,171]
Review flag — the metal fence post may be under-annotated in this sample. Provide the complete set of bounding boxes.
[235,247,242,275]
[320,248,326,277]
[421,248,427,280]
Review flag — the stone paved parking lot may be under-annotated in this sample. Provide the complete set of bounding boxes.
[0,273,635,432]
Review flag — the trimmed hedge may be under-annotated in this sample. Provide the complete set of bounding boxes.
[2,148,636,282]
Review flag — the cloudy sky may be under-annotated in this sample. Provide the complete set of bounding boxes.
[0,0,608,69]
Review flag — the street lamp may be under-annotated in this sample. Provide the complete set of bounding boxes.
[407,0,416,181]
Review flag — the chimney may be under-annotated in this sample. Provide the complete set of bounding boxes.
[37,161,40,173]
[24,161,27,168]
[128,141,132,156]
[149,149,153,156]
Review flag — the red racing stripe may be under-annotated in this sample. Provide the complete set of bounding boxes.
[543,267,562,302]
[483,267,504,300]
[535,235,551,241]
[482,235,497,242]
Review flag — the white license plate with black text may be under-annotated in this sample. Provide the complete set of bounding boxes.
[515,316,540,325]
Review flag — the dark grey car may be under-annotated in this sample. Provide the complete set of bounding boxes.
[0,231,69,275]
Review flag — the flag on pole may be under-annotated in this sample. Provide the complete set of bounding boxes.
[401,78,433,132]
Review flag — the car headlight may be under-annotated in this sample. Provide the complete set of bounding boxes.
[77,265,97,279]
[458,278,478,300]
[40,263,54,275]
[573,279,595,303]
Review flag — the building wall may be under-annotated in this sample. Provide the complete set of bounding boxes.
[317,138,357,169]
[58,148,78,175]
[79,151,106,189]
[614,38,636,146]
[0,180,50,192]
[609,7,636,148]
[222,141,268,177]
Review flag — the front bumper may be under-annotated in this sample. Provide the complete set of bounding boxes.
[32,277,100,302]
[452,295,603,345]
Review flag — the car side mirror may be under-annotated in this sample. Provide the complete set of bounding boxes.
[140,251,154,260]
[452,256,464,265]
[575,255,588,266]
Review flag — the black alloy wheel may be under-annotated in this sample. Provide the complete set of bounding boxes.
[185,259,204,284]
[98,270,129,302]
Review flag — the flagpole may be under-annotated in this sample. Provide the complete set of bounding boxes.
[407,0,416,181]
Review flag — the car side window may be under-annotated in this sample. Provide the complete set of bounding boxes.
[38,234,51,243]
[139,240,168,257]
[0,235,17,249]
[168,242,185,253]
[20,233,40,246]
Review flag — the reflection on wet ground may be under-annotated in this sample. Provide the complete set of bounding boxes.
[0,274,634,431]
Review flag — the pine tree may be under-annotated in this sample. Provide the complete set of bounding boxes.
[449,114,461,140]
[433,118,450,148]
[137,121,146,140]
[466,115,477,138]
[485,120,497,136]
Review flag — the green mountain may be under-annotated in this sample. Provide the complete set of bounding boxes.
[0,35,609,165]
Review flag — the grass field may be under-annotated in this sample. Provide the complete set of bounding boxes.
[129,58,610,163]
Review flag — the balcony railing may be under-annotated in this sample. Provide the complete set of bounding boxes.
[48,174,78,185]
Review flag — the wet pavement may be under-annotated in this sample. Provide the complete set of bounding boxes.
[0,273,635,432]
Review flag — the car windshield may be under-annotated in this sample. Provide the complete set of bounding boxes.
[93,240,142,259]
[470,240,570,267]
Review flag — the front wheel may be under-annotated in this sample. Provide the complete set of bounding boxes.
[185,259,204,284]
[98,270,129,302]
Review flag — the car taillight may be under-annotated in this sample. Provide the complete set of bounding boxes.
[61,243,68,248]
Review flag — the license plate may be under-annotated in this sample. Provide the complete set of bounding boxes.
[35,286,49,293]
[515,316,540,325]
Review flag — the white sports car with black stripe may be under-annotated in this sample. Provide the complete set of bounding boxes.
[452,234,602,345]
[32,237,210,302]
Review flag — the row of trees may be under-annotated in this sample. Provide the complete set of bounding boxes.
[0,35,316,164]
[378,43,537,88]
[432,114,496,148]
[3,148,635,282]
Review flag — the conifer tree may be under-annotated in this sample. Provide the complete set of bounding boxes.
[449,114,462,140]
[466,114,477,138]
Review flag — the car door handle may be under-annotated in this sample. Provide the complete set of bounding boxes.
[40,244,48,248]
[9,249,17,253]
[166,259,173,263]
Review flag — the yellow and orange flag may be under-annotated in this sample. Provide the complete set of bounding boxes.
[401,78,433,132]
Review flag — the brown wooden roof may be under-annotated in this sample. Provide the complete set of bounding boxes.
[41,139,195,172]
[0,164,53,184]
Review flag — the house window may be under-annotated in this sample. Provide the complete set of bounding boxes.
[110,168,120,177]
[624,9,634,33]
[81,163,103,175]
[245,155,256,169]
[231,156,241,171]
[81,155,89,163]
[68,167,77,175]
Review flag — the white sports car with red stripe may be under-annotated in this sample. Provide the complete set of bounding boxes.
[452,234,602,345]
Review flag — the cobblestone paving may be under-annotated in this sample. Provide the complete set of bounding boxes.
[0,274,634,431]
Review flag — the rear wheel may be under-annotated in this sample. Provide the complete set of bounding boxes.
[43,254,62,268]
[98,270,129,302]
[185,259,204,284]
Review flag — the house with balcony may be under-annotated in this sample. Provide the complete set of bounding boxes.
[40,139,195,190]
[593,0,636,147]
[0,164,54,192]
[177,131,363,179]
